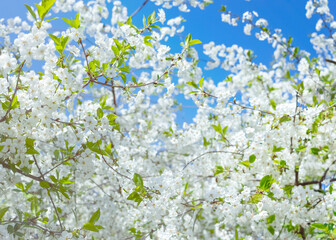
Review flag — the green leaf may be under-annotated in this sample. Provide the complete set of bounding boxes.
[267,225,275,235]
[35,4,46,21]
[119,72,127,84]
[50,175,57,183]
[259,175,276,192]
[89,208,101,224]
[214,166,224,176]
[311,223,327,231]
[295,145,306,152]
[272,145,284,152]
[183,182,189,196]
[59,186,70,199]
[99,95,107,107]
[126,17,132,25]
[198,77,204,88]
[63,16,80,28]
[133,173,143,187]
[148,11,155,24]
[267,214,275,224]
[106,114,117,125]
[189,39,202,46]
[203,137,211,148]
[184,34,192,45]
[45,17,58,23]
[239,160,250,168]
[39,181,50,189]
[16,182,24,191]
[222,126,228,135]
[249,193,263,203]
[0,207,9,221]
[283,185,293,196]
[279,115,291,123]
[144,36,153,48]
[235,228,238,240]
[83,222,99,232]
[97,108,104,119]
[310,147,321,155]
[119,66,129,73]
[186,81,200,90]
[25,137,39,155]
[127,191,143,205]
[249,154,256,163]
[270,99,276,110]
[25,4,37,21]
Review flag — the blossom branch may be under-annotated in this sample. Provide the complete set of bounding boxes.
[0,159,55,188]
[0,61,25,123]
[33,155,64,231]
[183,150,243,170]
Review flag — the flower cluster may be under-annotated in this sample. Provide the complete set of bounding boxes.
[0,0,336,239]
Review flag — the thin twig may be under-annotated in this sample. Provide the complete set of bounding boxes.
[130,0,149,18]
[0,159,54,187]
[90,178,113,199]
[33,155,64,231]
[275,216,287,240]
[0,220,63,236]
[98,146,132,180]
[0,61,25,123]
[183,150,243,170]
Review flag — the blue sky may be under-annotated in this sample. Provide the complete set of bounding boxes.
[3,0,332,64]
[2,0,334,124]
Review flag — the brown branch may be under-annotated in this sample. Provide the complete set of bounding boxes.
[0,159,54,188]
[111,80,117,107]
[130,0,149,18]
[0,219,62,236]
[326,59,336,65]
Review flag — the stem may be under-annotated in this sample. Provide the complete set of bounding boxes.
[183,150,243,170]
[130,0,149,18]
[0,61,25,123]
[33,155,64,231]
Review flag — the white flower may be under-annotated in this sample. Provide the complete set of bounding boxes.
[244,24,252,35]
[158,9,166,24]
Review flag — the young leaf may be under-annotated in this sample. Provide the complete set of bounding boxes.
[189,39,202,46]
[249,154,256,163]
[89,208,101,224]
[186,81,200,90]
[199,77,204,88]
[0,207,9,221]
[25,4,37,21]
[133,173,143,187]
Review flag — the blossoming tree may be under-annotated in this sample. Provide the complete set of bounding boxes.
[0,0,336,239]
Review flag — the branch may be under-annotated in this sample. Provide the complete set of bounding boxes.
[79,39,94,81]
[326,59,336,65]
[98,146,132,180]
[275,216,287,240]
[0,219,63,236]
[0,159,54,188]
[200,90,275,116]
[33,155,64,231]
[0,61,25,123]
[183,150,243,170]
[130,0,149,18]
